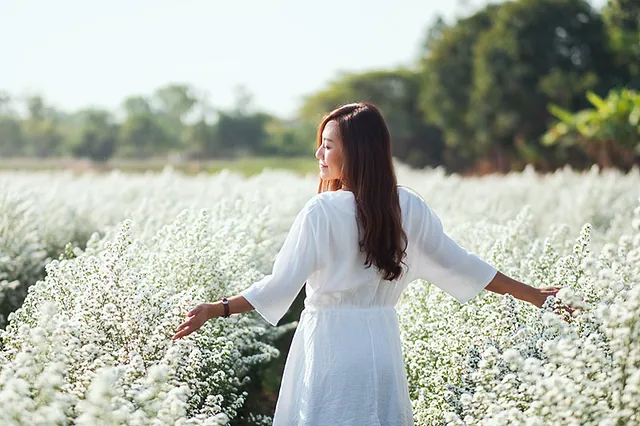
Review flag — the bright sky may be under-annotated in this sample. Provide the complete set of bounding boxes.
[1,0,607,119]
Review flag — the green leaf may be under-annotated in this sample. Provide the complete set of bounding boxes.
[548,104,575,123]
[629,106,640,127]
[586,91,606,110]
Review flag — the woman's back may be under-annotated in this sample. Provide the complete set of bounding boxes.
[239,186,496,425]
[301,185,497,313]
[302,187,410,311]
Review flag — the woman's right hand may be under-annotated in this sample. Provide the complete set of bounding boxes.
[172,303,218,341]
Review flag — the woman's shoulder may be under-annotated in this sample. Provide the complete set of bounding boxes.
[303,186,425,212]
[397,185,438,222]
[309,190,354,204]
[397,184,420,197]
[307,186,424,205]
[397,185,426,206]
[302,190,355,218]
[301,191,339,213]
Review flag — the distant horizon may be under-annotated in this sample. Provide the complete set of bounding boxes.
[2,0,607,119]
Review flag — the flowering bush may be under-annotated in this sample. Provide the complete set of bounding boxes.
[0,169,315,327]
[0,170,314,425]
[398,169,640,425]
[0,164,639,424]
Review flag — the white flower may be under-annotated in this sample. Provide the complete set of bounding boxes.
[2,163,640,425]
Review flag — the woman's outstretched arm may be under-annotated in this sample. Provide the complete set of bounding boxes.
[172,295,255,341]
[485,271,562,308]
[173,195,326,341]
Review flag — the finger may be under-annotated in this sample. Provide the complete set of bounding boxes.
[172,331,185,341]
[187,306,200,317]
[175,320,193,333]
[172,326,192,341]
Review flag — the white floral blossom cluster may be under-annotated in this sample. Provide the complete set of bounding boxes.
[0,168,315,327]
[399,186,640,425]
[0,176,313,425]
[396,164,640,247]
[3,164,635,328]
[1,164,639,425]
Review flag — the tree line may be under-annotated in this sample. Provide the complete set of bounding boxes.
[0,85,316,162]
[0,0,638,173]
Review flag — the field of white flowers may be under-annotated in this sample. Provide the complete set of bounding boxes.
[0,164,639,425]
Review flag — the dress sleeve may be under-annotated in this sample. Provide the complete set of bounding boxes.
[407,189,497,304]
[240,196,324,326]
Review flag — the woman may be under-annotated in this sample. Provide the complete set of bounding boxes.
[172,102,562,425]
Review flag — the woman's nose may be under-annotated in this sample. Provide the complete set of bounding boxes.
[315,147,322,159]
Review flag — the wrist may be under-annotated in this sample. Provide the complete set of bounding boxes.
[528,287,545,308]
[205,302,222,320]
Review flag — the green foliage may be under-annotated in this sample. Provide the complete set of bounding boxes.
[71,109,118,162]
[21,96,64,158]
[469,0,615,165]
[153,84,199,151]
[419,6,497,158]
[215,111,271,157]
[182,119,216,158]
[0,0,639,173]
[261,119,316,157]
[544,88,640,168]
[118,110,173,159]
[603,0,640,80]
[0,117,23,157]
[300,69,445,168]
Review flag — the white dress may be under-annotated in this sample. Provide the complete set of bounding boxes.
[241,186,497,426]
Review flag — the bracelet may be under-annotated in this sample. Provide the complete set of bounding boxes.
[221,297,230,318]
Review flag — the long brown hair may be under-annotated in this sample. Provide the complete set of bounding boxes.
[317,102,407,281]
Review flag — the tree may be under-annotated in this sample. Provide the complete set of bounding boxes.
[209,86,272,157]
[21,95,63,158]
[154,84,197,120]
[153,84,198,150]
[603,0,640,83]
[418,6,498,167]
[469,0,619,171]
[0,118,24,157]
[543,88,640,169]
[71,109,118,162]
[119,96,171,158]
[421,15,448,55]
[299,69,445,168]
[0,93,24,157]
[182,119,216,158]
[262,119,316,157]
[214,111,271,157]
[122,96,153,116]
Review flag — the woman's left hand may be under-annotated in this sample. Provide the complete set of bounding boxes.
[537,286,579,318]
[172,303,216,341]
[536,286,563,307]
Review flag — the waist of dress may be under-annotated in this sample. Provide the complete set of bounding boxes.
[302,305,396,315]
